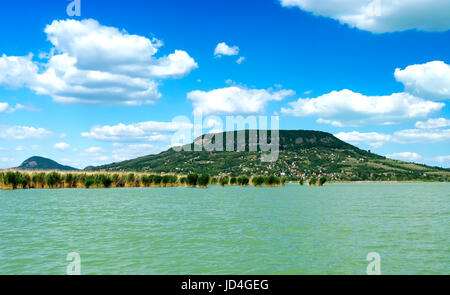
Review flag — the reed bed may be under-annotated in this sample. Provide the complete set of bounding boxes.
[0,171,305,190]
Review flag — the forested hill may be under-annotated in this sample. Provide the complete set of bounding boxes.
[17,156,78,171]
[88,130,449,181]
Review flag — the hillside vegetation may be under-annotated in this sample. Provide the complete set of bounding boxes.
[89,130,449,182]
[17,156,78,171]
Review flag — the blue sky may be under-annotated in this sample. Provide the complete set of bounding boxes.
[0,0,449,169]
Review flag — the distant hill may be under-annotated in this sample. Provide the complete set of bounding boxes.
[89,130,449,181]
[17,156,78,171]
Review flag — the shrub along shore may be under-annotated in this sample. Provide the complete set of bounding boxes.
[0,170,326,190]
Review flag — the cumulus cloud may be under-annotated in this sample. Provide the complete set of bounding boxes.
[236,57,245,64]
[395,61,450,100]
[14,144,39,151]
[64,143,162,166]
[280,0,450,33]
[435,155,450,163]
[415,118,450,129]
[335,128,450,147]
[214,42,239,56]
[386,152,422,162]
[54,142,70,151]
[188,86,295,115]
[147,50,198,78]
[282,89,443,126]
[0,102,31,114]
[0,125,51,140]
[59,157,110,169]
[0,54,38,88]
[81,120,193,142]
[0,157,16,169]
[85,147,104,153]
[394,128,450,143]
[111,143,160,162]
[335,131,392,148]
[0,19,198,105]
[0,102,13,113]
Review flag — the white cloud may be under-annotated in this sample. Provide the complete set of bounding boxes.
[280,0,450,33]
[0,125,51,140]
[214,42,239,56]
[395,61,450,100]
[64,143,161,166]
[188,86,295,115]
[0,102,26,114]
[147,50,198,78]
[44,19,197,78]
[111,143,159,162]
[282,89,443,126]
[0,54,38,88]
[59,157,109,169]
[81,120,192,142]
[16,145,40,151]
[85,147,104,153]
[435,155,450,163]
[393,128,450,143]
[54,142,70,151]
[316,118,346,127]
[386,152,422,162]
[236,56,245,64]
[415,118,450,129]
[0,157,15,168]
[335,128,450,148]
[335,131,392,148]
[0,19,198,105]
[0,102,12,113]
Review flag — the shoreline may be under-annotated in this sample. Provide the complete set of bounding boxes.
[1,170,447,191]
[2,180,448,191]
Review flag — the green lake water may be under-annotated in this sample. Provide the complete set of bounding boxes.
[0,183,448,275]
